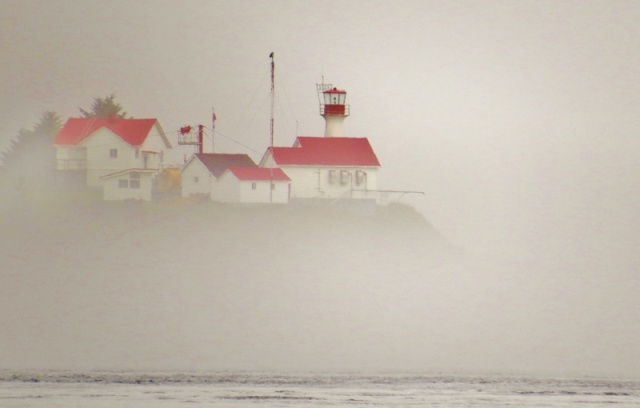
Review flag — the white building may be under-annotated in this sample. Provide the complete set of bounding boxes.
[54,117,172,187]
[101,169,157,201]
[259,85,381,201]
[260,137,380,201]
[181,153,257,198]
[214,167,290,204]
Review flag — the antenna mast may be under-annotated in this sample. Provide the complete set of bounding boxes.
[197,125,204,154]
[269,52,275,154]
[211,107,216,153]
[269,52,275,203]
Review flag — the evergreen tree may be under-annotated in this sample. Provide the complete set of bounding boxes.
[0,112,62,189]
[78,94,128,118]
[1,94,131,191]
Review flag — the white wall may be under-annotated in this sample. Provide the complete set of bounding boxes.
[73,123,170,187]
[281,166,378,199]
[241,180,289,204]
[139,123,171,168]
[140,151,159,170]
[82,128,136,187]
[212,172,240,202]
[103,172,154,201]
[181,158,214,198]
[215,173,289,204]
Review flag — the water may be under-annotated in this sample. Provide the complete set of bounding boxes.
[1,371,639,407]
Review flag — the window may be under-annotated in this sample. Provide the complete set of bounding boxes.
[251,182,257,190]
[271,183,276,190]
[194,176,199,183]
[110,148,118,158]
[135,148,140,159]
[118,179,128,188]
[128,172,141,188]
[328,170,337,184]
[340,170,351,185]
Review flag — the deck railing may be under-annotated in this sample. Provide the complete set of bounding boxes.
[57,159,87,170]
[319,104,350,116]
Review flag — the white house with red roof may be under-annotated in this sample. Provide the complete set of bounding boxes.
[54,117,172,188]
[181,153,257,198]
[214,167,290,204]
[259,84,381,202]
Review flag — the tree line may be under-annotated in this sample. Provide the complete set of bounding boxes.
[0,95,128,190]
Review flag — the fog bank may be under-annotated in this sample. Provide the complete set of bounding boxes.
[1,196,638,377]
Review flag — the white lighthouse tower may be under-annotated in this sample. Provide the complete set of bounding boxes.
[318,84,350,137]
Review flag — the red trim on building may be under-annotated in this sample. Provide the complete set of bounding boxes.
[323,104,346,115]
[227,167,290,181]
[323,87,347,94]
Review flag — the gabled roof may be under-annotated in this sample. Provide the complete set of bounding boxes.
[54,118,163,147]
[267,137,380,167]
[193,153,257,178]
[323,87,346,94]
[226,167,290,181]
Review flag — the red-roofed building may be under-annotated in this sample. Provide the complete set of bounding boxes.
[257,84,382,202]
[259,136,380,201]
[215,167,291,203]
[54,117,171,187]
[181,153,257,198]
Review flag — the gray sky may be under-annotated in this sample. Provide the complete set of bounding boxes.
[1,0,640,377]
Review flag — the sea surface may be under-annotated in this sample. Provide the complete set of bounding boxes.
[1,371,639,407]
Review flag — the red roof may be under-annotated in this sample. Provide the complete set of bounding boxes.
[194,153,257,178]
[54,118,159,146]
[227,167,290,181]
[269,137,380,167]
[324,87,346,94]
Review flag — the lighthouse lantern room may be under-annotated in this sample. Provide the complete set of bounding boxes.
[317,83,350,137]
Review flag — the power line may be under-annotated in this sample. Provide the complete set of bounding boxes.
[203,126,263,155]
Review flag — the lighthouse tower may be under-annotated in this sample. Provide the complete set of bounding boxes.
[318,84,350,137]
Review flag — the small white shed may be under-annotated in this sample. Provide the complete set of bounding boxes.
[101,169,157,201]
[181,153,257,198]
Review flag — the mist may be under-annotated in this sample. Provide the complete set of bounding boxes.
[2,197,637,378]
[1,0,639,378]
